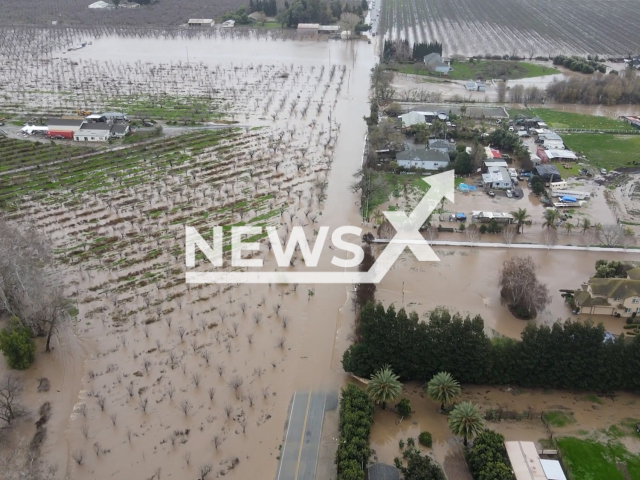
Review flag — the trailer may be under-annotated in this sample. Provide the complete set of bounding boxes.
[552,189,591,200]
[553,201,586,208]
[46,130,74,139]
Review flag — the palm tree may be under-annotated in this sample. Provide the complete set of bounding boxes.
[426,372,461,411]
[448,401,484,446]
[542,209,558,229]
[366,365,402,410]
[510,208,530,234]
[564,222,574,235]
[581,218,591,234]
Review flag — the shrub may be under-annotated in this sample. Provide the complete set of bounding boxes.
[418,431,433,447]
[336,385,374,480]
[396,398,411,417]
[0,318,36,370]
[479,224,488,234]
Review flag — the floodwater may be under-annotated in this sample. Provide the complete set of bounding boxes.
[1,33,639,480]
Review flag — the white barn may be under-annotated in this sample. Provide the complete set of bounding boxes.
[74,123,112,142]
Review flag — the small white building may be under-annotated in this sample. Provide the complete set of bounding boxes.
[74,123,112,142]
[297,23,320,30]
[188,19,214,27]
[88,1,114,9]
[482,167,513,190]
[472,211,514,224]
[399,111,427,128]
[319,25,340,33]
[505,441,566,480]
[221,19,235,28]
[545,149,577,161]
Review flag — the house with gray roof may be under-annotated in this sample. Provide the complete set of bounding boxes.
[367,463,400,480]
[574,274,640,317]
[423,53,451,74]
[396,148,449,171]
[428,138,455,154]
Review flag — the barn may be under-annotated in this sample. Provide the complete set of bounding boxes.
[47,118,84,139]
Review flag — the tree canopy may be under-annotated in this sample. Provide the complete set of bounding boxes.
[366,364,402,409]
[343,303,640,392]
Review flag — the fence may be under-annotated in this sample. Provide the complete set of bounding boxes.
[554,128,640,134]
[484,408,544,421]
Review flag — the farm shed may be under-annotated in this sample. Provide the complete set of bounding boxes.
[319,25,340,33]
[533,164,561,182]
[85,114,106,122]
[101,111,128,122]
[188,19,214,27]
[399,111,427,128]
[47,118,84,135]
[297,23,320,30]
[545,149,577,161]
[74,123,112,142]
[505,441,547,480]
[396,149,450,170]
[481,167,512,190]
[423,53,451,73]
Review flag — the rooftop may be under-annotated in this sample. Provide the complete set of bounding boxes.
[47,118,84,127]
[396,148,450,163]
[188,18,213,24]
[589,277,640,299]
[545,150,577,160]
[79,123,112,131]
[367,463,400,480]
[482,166,511,183]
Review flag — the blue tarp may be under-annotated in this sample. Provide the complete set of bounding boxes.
[456,213,467,220]
[561,196,577,202]
[458,183,476,192]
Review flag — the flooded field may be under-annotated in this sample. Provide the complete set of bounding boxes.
[1,28,639,480]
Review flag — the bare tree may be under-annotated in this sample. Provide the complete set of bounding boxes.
[216,363,225,377]
[201,349,210,364]
[109,413,117,426]
[252,312,263,324]
[542,228,558,250]
[180,399,193,416]
[281,315,291,329]
[599,224,624,247]
[71,449,84,465]
[502,225,516,247]
[224,403,234,419]
[138,397,149,413]
[212,434,223,450]
[228,375,244,398]
[198,463,212,480]
[0,374,26,432]
[192,373,201,387]
[178,327,186,341]
[207,387,215,401]
[499,255,550,319]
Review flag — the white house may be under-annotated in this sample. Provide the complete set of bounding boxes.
[395,149,449,171]
[428,138,455,154]
[399,111,427,128]
[74,123,112,142]
[482,167,513,190]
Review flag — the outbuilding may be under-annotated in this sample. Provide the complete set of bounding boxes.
[74,123,112,142]
[47,118,85,138]
[533,164,561,182]
[482,166,513,190]
[297,23,320,30]
[111,124,130,138]
[101,111,128,122]
[188,19,214,27]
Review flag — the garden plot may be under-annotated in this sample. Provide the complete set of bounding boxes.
[378,0,640,57]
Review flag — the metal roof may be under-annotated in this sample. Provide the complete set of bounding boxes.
[79,123,112,131]
[540,460,567,480]
[48,118,84,127]
[396,148,449,163]
[505,441,547,480]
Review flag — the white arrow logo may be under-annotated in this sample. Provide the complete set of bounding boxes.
[186,170,453,284]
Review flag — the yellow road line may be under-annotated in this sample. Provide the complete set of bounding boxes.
[293,390,312,479]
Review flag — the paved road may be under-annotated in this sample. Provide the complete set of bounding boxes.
[276,390,328,480]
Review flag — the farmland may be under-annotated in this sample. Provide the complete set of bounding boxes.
[562,134,640,170]
[509,108,637,131]
[378,0,640,56]
[394,59,557,80]
[557,437,640,480]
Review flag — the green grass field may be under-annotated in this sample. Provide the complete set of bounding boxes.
[515,108,636,131]
[557,437,640,480]
[543,411,576,427]
[562,134,640,170]
[396,60,557,81]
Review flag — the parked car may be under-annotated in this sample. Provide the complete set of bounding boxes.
[508,126,514,132]
[600,168,607,175]
[506,190,513,198]
[487,190,495,197]
[50,135,64,140]
[513,190,520,197]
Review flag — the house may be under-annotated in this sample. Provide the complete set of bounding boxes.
[471,211,514,224]
[297,23,320,30]
[395,149,450,171]
[188,19,214,27]
[367,463,400,480]
[221,19,235,28]
[428,138,455,154]
[506,441,566,480]
[88,0,113,8]
[423,53,451,74]
[482,167,512,190]
[74,123,112,142]
[482,160,508,173]
[398,111,426,128]
[465,80,486,91]
[625,55,640,69]
[101,111,128,122]
[533,164,561,182]
[574,274,640,317]
[111,124,130,138]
